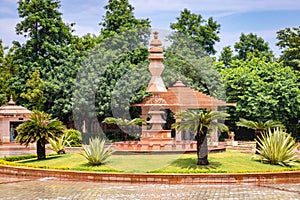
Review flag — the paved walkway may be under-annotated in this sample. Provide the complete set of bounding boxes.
[1,143,300,199]
[0,175,299,200]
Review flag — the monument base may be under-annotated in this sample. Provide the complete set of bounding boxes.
[114,140,226,152]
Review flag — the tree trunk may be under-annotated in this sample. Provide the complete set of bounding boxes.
[36,140,46,160]
[196,126,209,165]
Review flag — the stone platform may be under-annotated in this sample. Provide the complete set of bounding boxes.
[113,140,226,152]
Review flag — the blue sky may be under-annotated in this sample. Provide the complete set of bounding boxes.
[1,0,300,56]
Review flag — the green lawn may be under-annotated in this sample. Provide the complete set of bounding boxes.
[2,150,300,173]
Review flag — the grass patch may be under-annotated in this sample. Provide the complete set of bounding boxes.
[154,151,300,173]
[1,150,300,174]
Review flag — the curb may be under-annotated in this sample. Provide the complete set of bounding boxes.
[1,165,299,185]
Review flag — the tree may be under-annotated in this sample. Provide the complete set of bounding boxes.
[276,26,300,70]
[72,31,150,134]
[0,40,8,104]
[16,110,65,160]
[9,0,74,114]
[221,57,300,137]
[170,9,220,55]
[218,46,233,67]
[73,0,151,132]
[99,0,150,39]
[233,33,274,61]
[164,33,225,99]
[172,110,229,165]
[0,41,18,105]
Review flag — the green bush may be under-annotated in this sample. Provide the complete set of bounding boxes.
[79,137,114,166]
[2,154,37,161]
[65,129,82,147]
[255,128,298,166]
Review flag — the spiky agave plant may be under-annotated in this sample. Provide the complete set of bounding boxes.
[255,128,297,166]
[48,133,73,154]
[79,137,114,166]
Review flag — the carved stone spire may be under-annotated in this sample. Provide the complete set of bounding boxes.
[146,32,167,93]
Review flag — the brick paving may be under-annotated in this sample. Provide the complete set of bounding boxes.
[0,175,299,200]
[1,144,300,199]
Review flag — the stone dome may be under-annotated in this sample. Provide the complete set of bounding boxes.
[0,96,31,116]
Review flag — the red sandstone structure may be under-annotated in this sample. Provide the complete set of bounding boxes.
[115,32,235,151]
[0,96,31,143]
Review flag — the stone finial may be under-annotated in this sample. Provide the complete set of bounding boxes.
[150,31,162,47]
[8,95,16,105]
[173,76,186,87]
[154,31,158,39]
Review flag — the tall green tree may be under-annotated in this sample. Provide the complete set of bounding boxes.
[99,0,150,39]
[9,0,74,113]
[73,32,150,133]
[276,26,300,71]
[170,9,220,55]
[73,0,151,132]
[16,110,65,160]
[233,33,274,61]
[172,110,229,165]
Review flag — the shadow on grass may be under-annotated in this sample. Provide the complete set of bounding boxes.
[18,155,64,164]
[171,157,222,170]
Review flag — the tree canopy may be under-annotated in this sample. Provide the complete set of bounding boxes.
[9,0,74,113]
[234,33,274,61]
[221,57,300,130]
[219,33,274,66]
[277,26,300,71]
[1,0,300,142]
[170,8,220,55]
[99,0,150,38]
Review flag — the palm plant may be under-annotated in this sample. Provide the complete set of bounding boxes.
[103,117,146,141]
[79,137,114,166]
[16,110,65,160]
[255,128,297,166]
[236,118,285,153]
[172,110,229,165]
[236,118,285,135]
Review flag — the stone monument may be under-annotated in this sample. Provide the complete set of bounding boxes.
[139,32,173,146]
